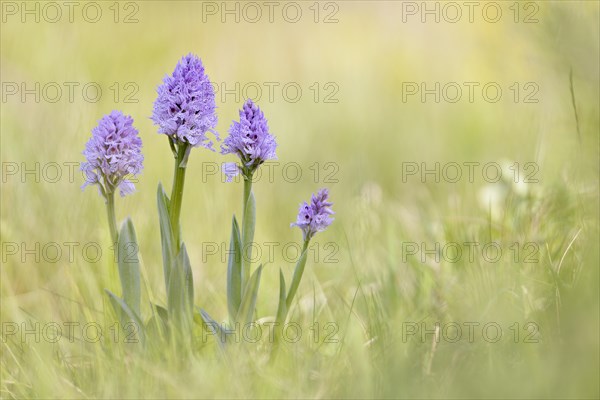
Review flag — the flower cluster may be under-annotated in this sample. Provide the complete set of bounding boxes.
[81,110,143,198]
[81,54,335,348]
[292,188,335,241]
[221,99,277,180]
[151,53,218,150]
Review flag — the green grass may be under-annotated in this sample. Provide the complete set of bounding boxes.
[1,2,599,398]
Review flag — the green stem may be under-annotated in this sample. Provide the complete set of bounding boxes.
[285,239,310,310]
[242,176,252,221]
[241,176,253,291]
[271,240,309,361]
[105,191,118,246]
[170,143,189,252]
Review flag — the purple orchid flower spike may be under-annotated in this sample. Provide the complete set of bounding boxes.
[292,188,335,241]
[81,110,143,199]
[221,98,277,180]
[152,53,218,151]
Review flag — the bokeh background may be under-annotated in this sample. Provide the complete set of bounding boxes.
[1,1,599,398]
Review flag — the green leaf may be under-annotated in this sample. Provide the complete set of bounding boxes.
[105,289,145,344]
[157,183,175,290]
[116,218,141,317]
[198,308,227,349]
[180,243,194,310]
[272,269,288,349]
[153,303,169,324]
[168,136,177,158]
[227,216,242,323]
[146,303,168,343]
[236,264,263,326]
[275,269,288,325]
[168,244,194,326]
[178,143,192,168]
[286,248,308,310]
[241,191,256,292]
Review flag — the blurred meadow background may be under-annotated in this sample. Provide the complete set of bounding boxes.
[1,1,599,398]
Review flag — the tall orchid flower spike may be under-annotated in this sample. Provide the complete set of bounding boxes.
[81,110,143,243]
[82,110,144,330]
[291,188,335,242]
[152,53,218,249]
[219,99,277,326]
[285,188,334,307]
[221,98,277,182]
[272,189,334,356]
[151,53,218,151]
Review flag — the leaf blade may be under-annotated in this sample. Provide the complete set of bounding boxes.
[227,216,242,323]
[105,289,145,344]
[117,218,141,317]
[168,244,194,329]
[180,243,194,311]
[276,269,287,325]
[157,183,175,292]
[236,264,263,326]
[198,308,227,348]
